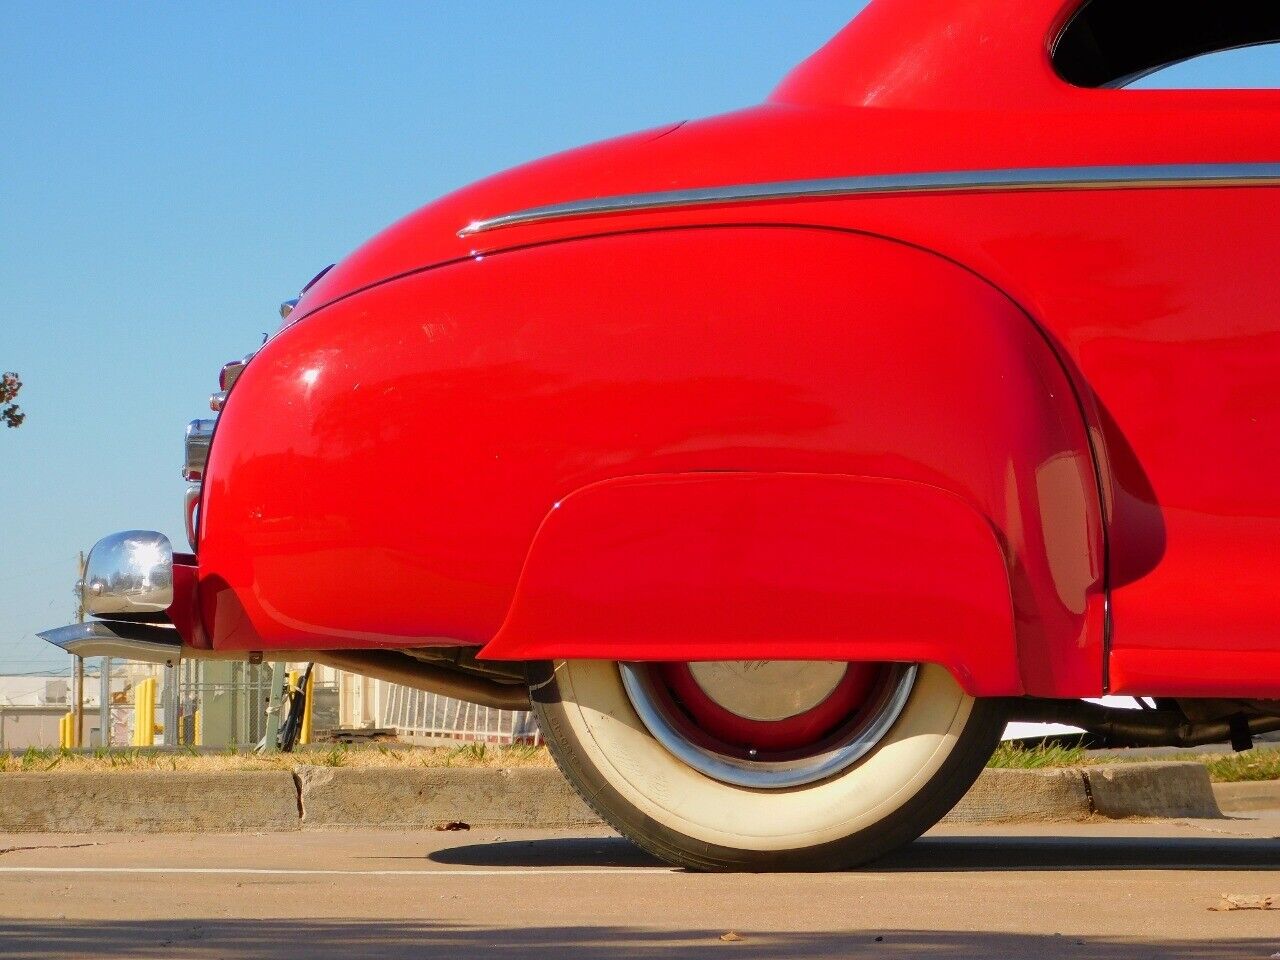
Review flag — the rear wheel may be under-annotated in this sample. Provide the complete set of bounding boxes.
[530,659,1004,871]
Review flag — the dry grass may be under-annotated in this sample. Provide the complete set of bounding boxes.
[1199,749,1280,783]
[989,740,1280,783]
[986,741,1091,770]
[6,740,1280,783]
[0,743,554,774]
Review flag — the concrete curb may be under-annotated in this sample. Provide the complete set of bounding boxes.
[943,767,1091,823]
[1085,761,1221,819]
[295,766,599,829]
[0,771,299,833]
[1212,779,1280,813]
[0,762,1226,833]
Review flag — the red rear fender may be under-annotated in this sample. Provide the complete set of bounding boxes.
[200,225,1104,696]
[482,472,1023,697]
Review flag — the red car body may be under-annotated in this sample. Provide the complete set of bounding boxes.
[55,0,1223,706]
[40,0,1280,872]
[178,0,1280,703]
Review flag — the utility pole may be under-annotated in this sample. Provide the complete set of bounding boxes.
[100,658,112,748]
[261,662,286,752]
[74,551,85,749]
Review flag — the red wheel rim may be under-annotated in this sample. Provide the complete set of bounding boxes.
[654,661,888,753]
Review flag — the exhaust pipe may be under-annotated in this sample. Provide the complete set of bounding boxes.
[1010,697,1280,748]
[309,650,529,711]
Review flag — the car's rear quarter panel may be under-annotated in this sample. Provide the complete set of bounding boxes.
[199,225,1103,696]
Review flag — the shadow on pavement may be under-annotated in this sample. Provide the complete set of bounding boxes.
[425,835,662,868]
[0,922,1272,959]
[429,834,1280,872]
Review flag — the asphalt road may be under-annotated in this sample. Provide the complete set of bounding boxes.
[0,814,1277,959]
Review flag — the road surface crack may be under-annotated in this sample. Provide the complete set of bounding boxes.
[0,842,100,856]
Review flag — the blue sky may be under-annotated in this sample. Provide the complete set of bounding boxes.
[2,3,1277,675]
[0,1,862,673]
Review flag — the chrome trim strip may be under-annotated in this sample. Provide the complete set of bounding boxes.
[185,483,201,551]
[459,163,1280,236]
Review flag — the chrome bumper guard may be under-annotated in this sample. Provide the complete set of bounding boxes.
[38,530,183,666]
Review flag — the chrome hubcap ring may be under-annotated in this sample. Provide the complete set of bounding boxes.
[619,661,918,789]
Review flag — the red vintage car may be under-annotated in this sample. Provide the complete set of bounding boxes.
[42,0,1280,869]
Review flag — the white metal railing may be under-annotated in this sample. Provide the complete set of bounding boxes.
[380,682,541,744]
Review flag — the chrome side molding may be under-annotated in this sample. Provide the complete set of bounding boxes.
[458,162,1280,236]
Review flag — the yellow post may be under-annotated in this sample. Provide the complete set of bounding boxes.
[133,677,156,748]
[131,682,141,747]
[300,670,314,746]
[194,708,202,747]
[137,680,147,747]
[58,713,70,749]
[144,677,156,746]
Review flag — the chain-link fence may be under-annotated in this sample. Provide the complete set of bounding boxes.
[91,658,533,748]
[170,661,341,748]
[173,659,273,747]
[92,660,337,749]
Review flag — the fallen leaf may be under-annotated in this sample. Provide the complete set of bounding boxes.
[719,932,743,942]
[434,821,471,831]
[1209,895,1277,911]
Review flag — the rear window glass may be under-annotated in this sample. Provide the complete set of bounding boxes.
[1054,0,1280,88]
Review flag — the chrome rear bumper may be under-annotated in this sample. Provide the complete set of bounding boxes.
[38,531,531,708]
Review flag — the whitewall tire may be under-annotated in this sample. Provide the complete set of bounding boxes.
[529,659,1004,871]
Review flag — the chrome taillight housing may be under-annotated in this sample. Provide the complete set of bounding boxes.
[212,352,255,412]
[183,418,216,551]
[183,419,215,482]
